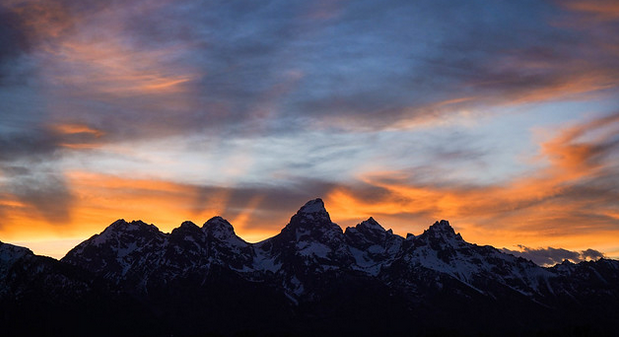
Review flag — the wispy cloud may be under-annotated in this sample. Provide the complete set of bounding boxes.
[325,112,619,252]
[2,0,618,142]
[561,0,619,21]
[502,245,605,266]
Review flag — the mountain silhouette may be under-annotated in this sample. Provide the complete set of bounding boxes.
[2,198,618,336]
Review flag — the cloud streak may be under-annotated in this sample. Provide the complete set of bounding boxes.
[502,245,605,266]
[325,112,619,253]
[2,0,617,139]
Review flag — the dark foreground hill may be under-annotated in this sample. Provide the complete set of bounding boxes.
[2,199,618,336]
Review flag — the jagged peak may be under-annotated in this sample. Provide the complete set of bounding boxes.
[345,217,389,238]
[422,220,463,241]
[291,198,331,224]
[82,220,165,248]
[430,219,453,231]
[179,220,199,229]
[427,220,455,234]
[170,221,201,236]
[109,219,141,227]
[203,216,232,227]
[357,217,386,232]
[276,199,342,243]
[299,198,326,213]
[104,219,161,234]
[202,216,249,246]
[175,221,200,231]
[203,216,236,236]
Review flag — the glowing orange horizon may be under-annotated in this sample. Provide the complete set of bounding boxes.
[1,0,618,264]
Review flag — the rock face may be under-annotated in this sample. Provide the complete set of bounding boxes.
[2,198,619,336]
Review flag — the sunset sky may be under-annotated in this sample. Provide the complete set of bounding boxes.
[1,0,618,263]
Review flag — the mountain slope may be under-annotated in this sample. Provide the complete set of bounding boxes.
[0,241,160,336]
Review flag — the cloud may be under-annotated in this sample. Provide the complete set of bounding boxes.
[539,112,619,178]
[561,0,619,21]
[502,246,605,266]
[323,112,619,251]
[4,169,73,224]
[581,248,606,260]
[0,128,57,161]
[5,0,619,143]
[0,7,31,82]
[0,126,80,225]
[51,123,105,149]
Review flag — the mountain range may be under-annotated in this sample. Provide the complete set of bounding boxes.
[1,198,618,336]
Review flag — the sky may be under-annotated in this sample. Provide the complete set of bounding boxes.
[1,0,618,264]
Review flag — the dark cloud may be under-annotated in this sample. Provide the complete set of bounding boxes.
[502,246,605,266]
[2,0,615,144]
[0,123,104,162]
[0,127,59,162]
[0,9,29,58]
[280,0,603,127]
[581,248,605,260]
[0,128,74,224]
[0,7,32,84]
[193,0,613,130]
[4,168,73,224]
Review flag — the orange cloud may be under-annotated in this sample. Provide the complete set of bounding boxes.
[7,0,75,41]
[514,73,616,104]
[471,48,619,105]
[48,123,107,149]
[48,38,195,96]
[7,0,196,97]
[539,112,619,175]
[51,123,105,137]
[562,0,619,20]
[0,199,27,208]
[327,113,619,256]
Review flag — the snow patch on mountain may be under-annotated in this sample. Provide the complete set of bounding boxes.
[297,241,331,259]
